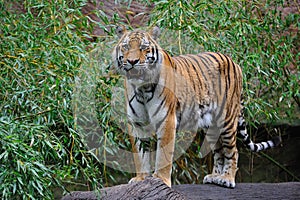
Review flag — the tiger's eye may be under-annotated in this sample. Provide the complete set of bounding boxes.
[122,44,129,50]
[140,45,149,50]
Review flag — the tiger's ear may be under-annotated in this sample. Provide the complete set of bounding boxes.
[116,26,127,38]
[150,26,161,40]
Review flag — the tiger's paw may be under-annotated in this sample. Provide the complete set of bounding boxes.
[129,174,149,184]
[203,174,218,184]
[214,175,236,188]
[152,173,171,187]
[203,174,236,188]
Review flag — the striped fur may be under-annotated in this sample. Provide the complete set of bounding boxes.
[112,27,281,188]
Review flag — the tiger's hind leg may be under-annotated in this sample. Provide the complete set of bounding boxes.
[203,142,224,184]
[202,125,225,185]
[203,123,239,188]
[214,125,239,188]
[214,144,238,188]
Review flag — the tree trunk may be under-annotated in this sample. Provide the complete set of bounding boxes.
[62,177,300,200]
[62,177,186,200]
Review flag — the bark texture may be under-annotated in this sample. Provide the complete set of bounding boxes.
[62,177,300,200]
[62,177,186,200]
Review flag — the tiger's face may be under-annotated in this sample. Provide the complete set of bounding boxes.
[112,27,161,85]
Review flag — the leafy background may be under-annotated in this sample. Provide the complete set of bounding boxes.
[0,0,299,199]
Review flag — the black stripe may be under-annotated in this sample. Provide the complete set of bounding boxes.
[129,95,138,116]
[223,152,235,160]
[215,94,226,120]
[151,46,155,57]
[214,146,223,153]
[198,54,216,91]
[240,131,251,143]
[223,115,236,131]
[215,53,229,94]
[154,44,159,64]
[224,55,231,90]
[232,61,239,96]
[221,132,235,140]
[252,144,258,152]
[231,59,237,79]
[155,111,168,131]
[146,84,157,103]
[155,102,175,131]
[134,122,143,127]
[216,52,225,63]
[117,46,122,66]
[216,52,227,100]
[227,57,237,106]
[198,54,213,72]
[190,55,208,82]
[223,143,235,149]
[151,46,156,64]
[135,95,144,104]
[178,56,197,92]
[176,102,181,130]
[237,119,246,131]
[163,50,174,69]
[187,55,204,94]
[116,46,119,61]
[207,53,223,95]
[214,55,229,120]
[152,96,166,117]
[188,55,206,88]
[224,107,236,132]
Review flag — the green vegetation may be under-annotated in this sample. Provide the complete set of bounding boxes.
[0,0,299,199]
[0,0,105,199]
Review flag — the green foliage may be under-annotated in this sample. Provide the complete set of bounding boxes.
[0,118,59,199]
[0,0,105,199]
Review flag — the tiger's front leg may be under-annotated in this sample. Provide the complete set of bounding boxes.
[152,111,176,187]
[128,126,151,184]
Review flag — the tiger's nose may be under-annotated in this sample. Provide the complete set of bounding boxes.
[127,59,139,66]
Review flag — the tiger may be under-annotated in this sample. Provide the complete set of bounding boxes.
[111,26,281,188]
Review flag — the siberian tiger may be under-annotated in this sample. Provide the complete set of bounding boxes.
[112,26,281,188]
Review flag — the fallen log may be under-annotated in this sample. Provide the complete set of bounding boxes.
[173,182,300,200]
[62,177,300,200]
[62,177,186,200]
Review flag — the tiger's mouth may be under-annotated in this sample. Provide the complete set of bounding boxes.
[125,67,144,80]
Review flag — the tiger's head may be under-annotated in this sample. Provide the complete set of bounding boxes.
[112,26,162,85]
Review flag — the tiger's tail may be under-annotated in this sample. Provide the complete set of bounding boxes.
[237,106,282,152]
